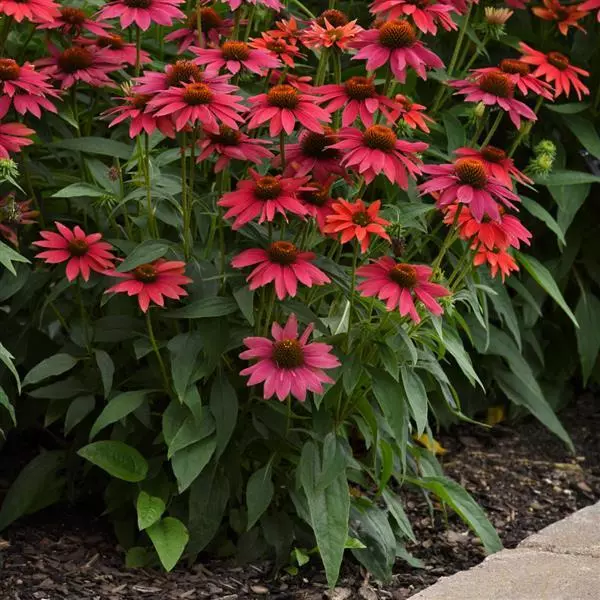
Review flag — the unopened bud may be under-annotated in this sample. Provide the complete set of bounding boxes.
[0,158,18,181]
[474,102,486,119]
[534,139,556,158]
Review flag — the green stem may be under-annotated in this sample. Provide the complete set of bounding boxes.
[262,287,276,336]
[508,96,543,157]
[196,2,203,47]
[288,0,315,18]
[279,131,286,170]
[244,5,256,41]
[180,132,190,259]
[479,111,503,148]
[431,204,462,276]
[460,33,489,75]
[145,311,171,395]
[315,48,329,86]
[144,133,157,238]
[75,279,90,353]
[346,242,359,352]
[134,26,142,76]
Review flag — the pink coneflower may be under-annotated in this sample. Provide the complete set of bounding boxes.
[579,0,599,21]
[134,59,226,94]
[0,0,59,23]
[391,94,434,133]
[232,241,330,300]
[147,80,245,133]
[474,247,518,281]
[0,59,60,118]
[328,125,426,188]
[419,157,520,222]
[279,128,346,183]
[323,198,390,253]
[299,178,336,233]
[518,43,590,100]
[443,203,531,251]
[0,121,35,157]
[240,313,339,402]
[531,0,588,35]
[38,6,109,36]
[196,125,273,172]
[97,0,184,30]
[105,260,192,312]
[301,16,363,50]
[267,71,313,92]
[454,146,532,189]
[352,20,443,83]
[370,0,458,34]
[0,195,39,247]
[33,222,116,281]
[449,72,537,128]
[250,33,302,68]
[77,34,151,67]
[472,60,553,99]
[357,257,450,323]
[165,7,233,51]
[191,41,280,76]
[222,0,282,11]
[317,76,401,128]
[218,169,309,230]
[105,91,175,138]
[37,44,119,89]
[246,84,331,137]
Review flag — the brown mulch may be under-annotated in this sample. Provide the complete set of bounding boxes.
[0,394,599,600]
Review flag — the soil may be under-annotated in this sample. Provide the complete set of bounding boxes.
[1,394,599,600]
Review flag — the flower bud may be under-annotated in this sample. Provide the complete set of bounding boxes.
[0,158,19,181]
[534,139,556,158]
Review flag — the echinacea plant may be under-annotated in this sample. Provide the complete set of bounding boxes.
[0,0,598,589]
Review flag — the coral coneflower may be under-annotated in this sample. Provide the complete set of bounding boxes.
[391,94,434,133]
[279,128,346,183]
[0,195,39,247]
[232,241,330,300]
[518,43,589,100]
[37,44,119,89]
[579,0,599,21]
[192,41,280,76]
[196,125,273,172]
[357,257,450,323]
[471,60,553,99]
[0,59,60,118]
[301,15,363,50]
[352,20,443,83]
[531,0,588,35]
[38,6,109,35]
[323,198,390,253]
[300,178,336,233]
[240,313,339,402]
[97,0,184,30]
[147,80,245,133]
[419,157,520,222]
[0,0,59,23]
[370,0,458,35]
[0,121,35,157]
[33,222,116,281]
[474,247,518,281]
[328,125,426,187]
[165,6,233,51]
[449,72,537,128]
[105,260,192,312]
[250,33,302,68]
[218,169,309,230]
[246,84,331,137]
[105,91,175,138]
[317,76,402,128]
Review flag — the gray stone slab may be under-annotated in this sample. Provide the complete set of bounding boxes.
[408,548,600,600]
[518,502,600,557]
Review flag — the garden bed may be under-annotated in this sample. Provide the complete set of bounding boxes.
[1,394,598,600]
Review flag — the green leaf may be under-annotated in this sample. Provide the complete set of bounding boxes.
[27,376,86,399]
[520,196,565,245]
[210,373,238,457]
[23,353,78,388]
[0,451,64,530]
[146,517,189,572]
[545,102,589,114]
[0,386,16,426]
[382,489,416,542]
[125,547,153,568]
[246,464,274,530]
[89,390,149,441]
[51,137,133,159]
[233,286,255,325]
[94,350,115,399]
[575,291,600,384]
[169,333,203,403]
[167,412,215,458]
[442,328,483,388]
[171,436,216,493]
[561,114,600,158]
[400,366,428,435]
[64,395,95,435]
[165,297,238,319]
[412,476,502,554]
[78,441,148,482]
[536,170,600,186]
[554,183,590,234]
[442,112,465,154]
[117,240,170,272]
[51,183,106,198]
[299,441,349,588]
[0,343,21,392]
[0,241,29,275]
[136,491,166,531]
[516,253,578,328]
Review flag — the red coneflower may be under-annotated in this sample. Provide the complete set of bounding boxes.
[222,0,282,10]
[0,0,59,23]
[473,60,553,99]
[246,84,331,137]
[249,32,303,68]
[37,44,120,89]
[0,59,60,118]
[474,247,519,281]
[519,43,590,100]
[218,169,309,230]
[328,125,426,187]
[240,313,340,403]
[323,198,390,253]
[299,178,336,233]
[38,6,110,36]
[147,80,246,133]
[105,260,192,312]
[232,241,330,300]
[391,94,434,133]
[191,40,280,76]
[165,6,233,51]
[531,0,588,35]
[357,257,450,323]
[317,76,402,128]
[301,15,363,50]
[0,195,39,247]
[77,34,151,67]
[196,125,273,172]
[0,121,35,157]
[579,0,599,21]
[97,0,184,30]
[449,72,537,128]
[370,0,458,35]
[352,20,443,83]
[33,222,116,281]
